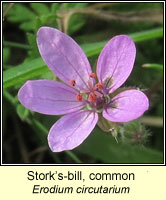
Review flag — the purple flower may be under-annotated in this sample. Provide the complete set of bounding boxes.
[18,27,149,152]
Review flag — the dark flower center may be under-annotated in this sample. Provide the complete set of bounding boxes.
[69,73,111,112]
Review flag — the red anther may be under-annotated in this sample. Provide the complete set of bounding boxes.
[90,73,97,78]
[70,79,76,87]
[76,94,82,101]
[88,92,97,103]
[96,82,104,89]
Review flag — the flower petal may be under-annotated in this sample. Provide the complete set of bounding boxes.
[103,90,149,122]
[48,110,98,152]
[97,35,136,93]
[18,80,85,115]
[37,27,92,91]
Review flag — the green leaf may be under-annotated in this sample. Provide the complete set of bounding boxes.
[16,104,29,120]
[81,27,163,57]
[7,3,35,22]
[30,3,49,15]
[3,58,50,89]
[58,3,88,34]
[82,41,106,57]
[3,48,10,65]
[51,3,60,13]
[68,15,87,34]
[6,3,51,32]
[142,63,163,71]
[35,16,43,30]
[65,3,88,34]
[130,27,163,42]
[27,33,40,59]
[38,14,58,28]
[19,20,35,31]
[77,126,163,163]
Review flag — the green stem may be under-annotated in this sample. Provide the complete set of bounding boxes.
[130,27,163,42]
[66,151,82,163]
[32,119,48,135]
[3,90,18,105]
[142,63,163,71]
[140,116,163,127]
[3,40,31,50]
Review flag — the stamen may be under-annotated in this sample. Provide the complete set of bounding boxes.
[88,79,93,90]
[76,94,82,101]
[90,73,97,78]
[88,92,97,103]
[70,79,76,87]
[96,82,104,89]
[94,90,103,97]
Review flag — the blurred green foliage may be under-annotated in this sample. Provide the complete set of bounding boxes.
[3,2,163,164]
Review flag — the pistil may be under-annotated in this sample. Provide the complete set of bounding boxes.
[69,74,108,111]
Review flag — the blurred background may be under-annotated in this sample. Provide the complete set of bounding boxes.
[3,2,164,164]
